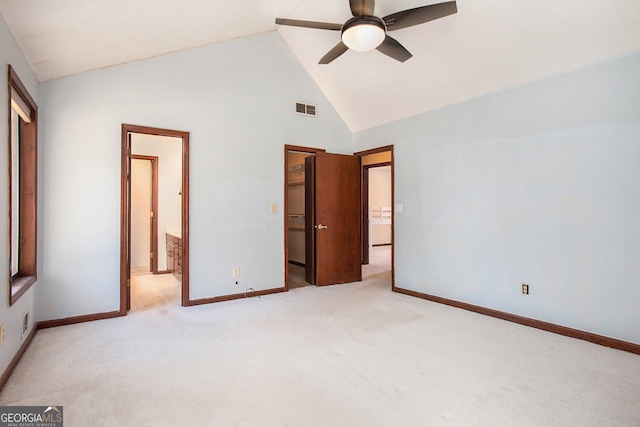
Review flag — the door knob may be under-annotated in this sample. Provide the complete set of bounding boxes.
[316,224,328,229]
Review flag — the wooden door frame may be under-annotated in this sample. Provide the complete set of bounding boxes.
[131,155,159,274]
[361,161,392,265]
[355,145,394,288]
[283,145,325,290]
[120,124,190,313]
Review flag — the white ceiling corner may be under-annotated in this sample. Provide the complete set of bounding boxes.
[1,0,639,132]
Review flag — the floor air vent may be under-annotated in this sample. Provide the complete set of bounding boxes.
[295,102,317,117]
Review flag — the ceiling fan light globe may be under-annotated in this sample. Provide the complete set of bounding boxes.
[342,24,386,51]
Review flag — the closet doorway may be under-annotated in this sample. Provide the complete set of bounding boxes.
[284,146,324,289]
[284,144,393,290]
[120,124,190,313]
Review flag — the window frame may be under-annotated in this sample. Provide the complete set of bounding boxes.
[8,65,38,305]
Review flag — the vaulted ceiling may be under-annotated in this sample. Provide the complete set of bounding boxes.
[1,0,639,131]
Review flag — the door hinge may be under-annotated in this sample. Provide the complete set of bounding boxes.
[150,211,154,218]
[150,252,154,258]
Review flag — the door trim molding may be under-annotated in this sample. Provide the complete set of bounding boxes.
[121,124,190,314]
[284,145,326,290]
[355,145,394,288]
[361,161,392,265]
[131,155,159,273]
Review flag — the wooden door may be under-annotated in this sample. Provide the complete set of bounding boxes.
[126,134,132,311]
[131,155,159,274]
[305,152,362,286]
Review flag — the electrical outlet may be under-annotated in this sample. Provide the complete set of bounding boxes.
[522,284,530,295]
[0,323,5,345]
[232,267,240,278]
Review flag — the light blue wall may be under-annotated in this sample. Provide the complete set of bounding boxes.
[0,15,40,374]
[354,52,640,344]
[38,32,352,320]
[4,13,640,354]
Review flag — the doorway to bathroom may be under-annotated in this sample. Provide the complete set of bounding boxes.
[120,124,190,313]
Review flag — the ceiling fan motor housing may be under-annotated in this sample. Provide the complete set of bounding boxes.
[341,16,387,51]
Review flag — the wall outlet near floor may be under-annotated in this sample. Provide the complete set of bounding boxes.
[522,283,530,295]
[232,267,240,278]
[0,323,5,345]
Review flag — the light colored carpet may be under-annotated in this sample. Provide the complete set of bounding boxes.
[130,272,180,312]
[1,248,639,426]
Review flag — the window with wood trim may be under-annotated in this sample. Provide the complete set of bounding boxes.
[8,65,38,305]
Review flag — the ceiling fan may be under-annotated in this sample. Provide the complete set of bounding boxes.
[275,0,457,64]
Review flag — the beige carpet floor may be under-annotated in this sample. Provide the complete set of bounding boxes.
[1,247,639,426]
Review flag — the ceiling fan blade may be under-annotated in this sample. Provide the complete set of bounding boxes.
[383,1,457,31]
[376,36,413,62]
[349,0,375,17]
[275,18,342,31]
[319,42,349,64]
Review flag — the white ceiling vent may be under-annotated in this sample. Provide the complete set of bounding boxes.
[295,102,317,117]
